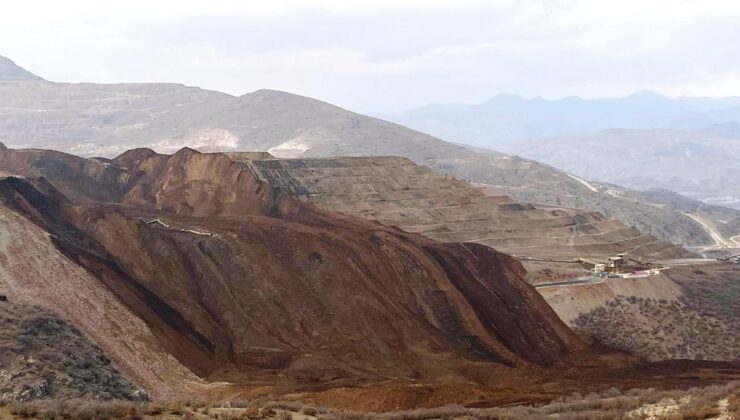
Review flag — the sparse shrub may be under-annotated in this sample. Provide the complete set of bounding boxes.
[301,406,319,416]
[9,398,143,419]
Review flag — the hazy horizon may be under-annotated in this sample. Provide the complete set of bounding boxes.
[6,53,740,115]
[4,0,740,114]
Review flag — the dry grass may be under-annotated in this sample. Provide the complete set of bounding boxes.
[572,294,738,361]
[728,392,740,416]
[1,381,737,419]
[568,265,740,363]
[2,399,206,419]
[0,303,139,402]
[7,399,141,419]
[265,381,740,420]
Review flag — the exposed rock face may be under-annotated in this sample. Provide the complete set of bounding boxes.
[421,242,582,363]
[115,148,276,216]
[0,147,128,203]
[0,146,589,399]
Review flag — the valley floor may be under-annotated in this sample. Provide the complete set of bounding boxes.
[1,379,739,419]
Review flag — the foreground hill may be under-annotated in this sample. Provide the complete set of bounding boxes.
[0,145,590,402]
[1,145,738,409]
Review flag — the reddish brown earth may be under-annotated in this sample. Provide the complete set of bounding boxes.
[1,144,738,409]
[0,146,585,395]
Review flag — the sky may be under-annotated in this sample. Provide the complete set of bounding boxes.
[2,0,740,113]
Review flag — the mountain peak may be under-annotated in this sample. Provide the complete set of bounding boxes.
[0,55,43,81]
[244,89,314,103]
[627,89,666,99]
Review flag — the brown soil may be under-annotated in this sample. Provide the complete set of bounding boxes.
[0,146,585,402]
[0,145,738,410]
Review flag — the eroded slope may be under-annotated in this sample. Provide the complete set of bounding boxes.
[0,147,589,401]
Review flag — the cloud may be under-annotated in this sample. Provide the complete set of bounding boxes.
[2,0,740,112]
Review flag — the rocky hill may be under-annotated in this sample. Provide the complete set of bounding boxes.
[0,144,693,280]
[0,145,594,402]
[2,145,739,408]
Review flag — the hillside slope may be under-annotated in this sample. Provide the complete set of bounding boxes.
[248,155,692,267]
[427,153,715,248]
[0,146,593,401]
[0,144,693,278]
[504,128,740,211]
[0,80,464,162]
[0,301,138,402]
[539,263,740,362]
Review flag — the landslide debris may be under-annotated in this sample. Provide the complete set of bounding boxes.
[0,146,589,401]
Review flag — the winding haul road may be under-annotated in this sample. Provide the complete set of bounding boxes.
[684,212,737,249]
[566,174,600,193]
[534,276,605,288]
[732,234,740,246]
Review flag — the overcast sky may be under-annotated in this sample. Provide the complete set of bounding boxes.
[2,0,740,113]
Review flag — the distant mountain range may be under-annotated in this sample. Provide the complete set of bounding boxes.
[1,54,738,250]
[501,128,740,210]
[390,91,740,147]
[389,92,740,211]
